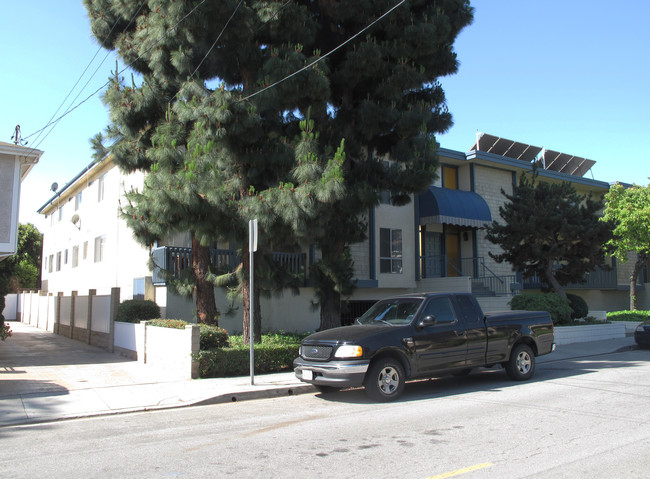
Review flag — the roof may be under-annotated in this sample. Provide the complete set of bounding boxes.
[37,156,107,214]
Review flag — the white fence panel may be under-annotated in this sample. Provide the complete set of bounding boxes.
[37,295,52,331]
[60,296,72,326]
[75,296,89,329]
[2,294,18,320]
[91,295,111,333]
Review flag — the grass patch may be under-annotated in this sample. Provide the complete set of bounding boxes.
[607,311,650,322]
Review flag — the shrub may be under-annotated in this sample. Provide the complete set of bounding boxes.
[200,325,229,349]
[196,344,300,378]
[148,318,187,329]
[116,299,160,323]
[566,293,589,319]
[195,332,306,377]
[510,293,572,325]
[1,321,11,341]
[607,310,650,322]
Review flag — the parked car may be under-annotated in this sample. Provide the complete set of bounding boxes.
[634,321,650,348]
[294,292,556,401]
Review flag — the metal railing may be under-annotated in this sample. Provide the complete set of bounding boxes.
[521,266,621,291]
[153,246,307,285]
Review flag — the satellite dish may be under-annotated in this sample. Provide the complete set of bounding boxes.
[71,214,81,229]
[51,182,59,192]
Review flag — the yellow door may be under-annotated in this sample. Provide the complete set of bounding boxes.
[446,233,460,277]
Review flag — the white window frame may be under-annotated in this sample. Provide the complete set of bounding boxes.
[380,228,403,274]
[94,235,105,263]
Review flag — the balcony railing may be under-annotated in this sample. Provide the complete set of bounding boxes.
[421,255,495,279]
[152,246,307,286]
[521,266,622,291]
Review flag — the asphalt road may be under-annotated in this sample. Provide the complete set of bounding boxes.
[2,347,649,479]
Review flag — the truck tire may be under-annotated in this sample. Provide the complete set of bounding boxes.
[364,358,405,402]
[505,343,535,381]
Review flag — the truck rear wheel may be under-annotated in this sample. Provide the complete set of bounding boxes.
[364,358,405,402]
[505,343,535,381]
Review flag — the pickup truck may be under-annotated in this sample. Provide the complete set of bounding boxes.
[294,292,556,401]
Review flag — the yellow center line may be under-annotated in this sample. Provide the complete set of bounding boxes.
[425,462,494,479]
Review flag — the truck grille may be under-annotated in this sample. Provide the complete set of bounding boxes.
[301,345,333,360]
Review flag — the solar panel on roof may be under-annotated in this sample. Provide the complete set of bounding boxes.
[470,133,596,178]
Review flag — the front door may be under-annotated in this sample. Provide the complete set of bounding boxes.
[446,232,460,277]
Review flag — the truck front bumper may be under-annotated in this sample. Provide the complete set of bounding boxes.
[293,357,370,388]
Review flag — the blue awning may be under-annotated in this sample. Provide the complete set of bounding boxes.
[419,187,492,227]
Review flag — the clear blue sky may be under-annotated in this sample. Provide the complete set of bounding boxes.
[3,1,649,228]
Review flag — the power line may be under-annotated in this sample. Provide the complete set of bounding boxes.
[239,0,408,103]
[27,1,148,152]
[23,0,208,144]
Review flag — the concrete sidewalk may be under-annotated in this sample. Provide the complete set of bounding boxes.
[0,321,639,427]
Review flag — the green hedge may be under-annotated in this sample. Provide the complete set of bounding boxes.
[195,344,300,378]
[510,293,572,325]
[607,311,650,322]
[116,299,160,323]
[146,319,230,349]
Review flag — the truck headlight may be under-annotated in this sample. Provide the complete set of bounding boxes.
[335,345,363,358]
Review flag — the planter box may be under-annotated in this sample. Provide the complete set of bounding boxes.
[554,323,626,345]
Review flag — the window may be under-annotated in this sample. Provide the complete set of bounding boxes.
[56,252,62,272]
[94,235,105,263]
[72,246,79,268]
[64,249,69,265]
[442,165,458,189]
[75,192,82,210]
[380,228,402,274]
[380,190,391,205]
[421,297,457,324]
[58,205,63,222]
[48,254,53,273]
[83,241,88,260]
[98,175,106,202]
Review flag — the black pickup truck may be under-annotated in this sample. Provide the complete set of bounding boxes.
[294,292,556,401]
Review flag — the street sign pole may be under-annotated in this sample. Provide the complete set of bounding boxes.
[249,219,258,386]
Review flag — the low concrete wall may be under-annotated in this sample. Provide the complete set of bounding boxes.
[554,323,627,345]
[114,321,199,380]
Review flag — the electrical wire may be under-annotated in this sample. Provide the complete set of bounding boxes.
[27,1,148,151]
[22,0,208,144]
[238,0,408,103]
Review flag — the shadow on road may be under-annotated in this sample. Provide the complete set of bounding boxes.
[314,347,648,404]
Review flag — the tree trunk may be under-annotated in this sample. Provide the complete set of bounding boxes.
[241,253,262,344]
[630,254,646,311]
[192,235,219,325]
[544,261,567,299]
[318,278,341,331]
[317,241,346,331]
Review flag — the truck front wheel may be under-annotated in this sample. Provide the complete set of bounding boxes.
[505,343,535,381]
[364,358,405,402]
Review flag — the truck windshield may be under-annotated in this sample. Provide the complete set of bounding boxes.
[356,298,423,326]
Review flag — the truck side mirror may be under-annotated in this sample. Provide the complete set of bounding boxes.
[417,315,437,330]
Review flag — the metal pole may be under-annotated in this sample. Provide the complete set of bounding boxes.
[249,219,257,385]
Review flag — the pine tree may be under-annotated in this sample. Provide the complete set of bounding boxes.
[485,171,613,298]
[84,0,473,335]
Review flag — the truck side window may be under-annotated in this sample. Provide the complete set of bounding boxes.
[456,295,481,323]
[422,297,456,324]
